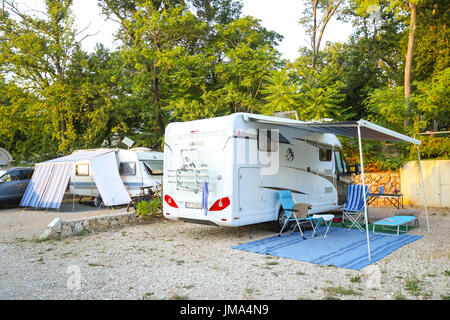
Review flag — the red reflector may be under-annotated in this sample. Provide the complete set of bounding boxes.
[166,213,170,215]
[190,130,199,133]
[221,219,227,221]
[164,195,178,208]
[209,197,230,211]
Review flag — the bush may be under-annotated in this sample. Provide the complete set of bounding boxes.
[135,197,163,217]
[418,135,450,159]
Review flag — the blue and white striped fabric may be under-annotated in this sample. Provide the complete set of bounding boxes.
[343,184,370,212]
[232,227,422,270]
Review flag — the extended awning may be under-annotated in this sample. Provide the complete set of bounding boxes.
[20,149,131,209]
[243,114,421,145]
[243,113,429,263]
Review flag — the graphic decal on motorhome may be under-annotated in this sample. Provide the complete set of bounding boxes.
[285,148,294,162]
[281,165,335,186]
[262,186,306,195]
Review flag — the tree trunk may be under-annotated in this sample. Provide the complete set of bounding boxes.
[311,0,318,70]
[404,2,417,125]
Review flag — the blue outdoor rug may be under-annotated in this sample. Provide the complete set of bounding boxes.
[232,227,422,270]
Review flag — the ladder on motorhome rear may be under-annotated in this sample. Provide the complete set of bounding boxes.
[167,167,212,191]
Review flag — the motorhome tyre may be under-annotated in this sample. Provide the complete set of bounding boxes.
[271,208,290,233]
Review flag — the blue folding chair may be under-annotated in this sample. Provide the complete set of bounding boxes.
[342,184,370,232]
[278,190,316,239]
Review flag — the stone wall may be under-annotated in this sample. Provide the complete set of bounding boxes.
[40,212,137,240]
[351,172,401,207]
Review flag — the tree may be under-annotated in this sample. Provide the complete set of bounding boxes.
[0,0,85,153]
[299,0,345,69]
[354,0,423,120]
[261,68,301,115]
[99,0,211,147]
[326,3,404,119]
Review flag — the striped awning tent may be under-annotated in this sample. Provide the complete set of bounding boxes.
[20,149,131,209]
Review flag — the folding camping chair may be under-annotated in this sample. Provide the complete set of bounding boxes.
[342,184,370,232]
[278,190,315,239]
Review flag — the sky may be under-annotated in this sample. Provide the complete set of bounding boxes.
[12,0,354,62]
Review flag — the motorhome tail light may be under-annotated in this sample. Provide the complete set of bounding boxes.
[209,197,230,211]
[164,195,178,208]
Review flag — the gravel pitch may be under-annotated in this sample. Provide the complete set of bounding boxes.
[0,206,449,300]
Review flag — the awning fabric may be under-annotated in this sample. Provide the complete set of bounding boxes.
[88,151,131,206]
[243,114,421,145]
[20,149,131,209]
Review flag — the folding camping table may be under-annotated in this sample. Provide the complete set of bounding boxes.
[367,193,404,209]
[372,215,418,236]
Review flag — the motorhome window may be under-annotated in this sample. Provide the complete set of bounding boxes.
[319,148,332,161]
[142,160,163,175]
[335,150,344,174]
[119,162,136,176]
[257,129,279,152]
[75,164,89,176]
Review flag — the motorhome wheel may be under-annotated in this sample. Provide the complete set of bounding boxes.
[271,208,291,233]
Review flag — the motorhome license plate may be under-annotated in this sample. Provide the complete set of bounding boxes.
[185,202,202,209]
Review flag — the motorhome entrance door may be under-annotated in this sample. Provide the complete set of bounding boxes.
[238,167,262,220]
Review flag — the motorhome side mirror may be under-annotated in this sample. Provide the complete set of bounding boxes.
[350,163,361,175]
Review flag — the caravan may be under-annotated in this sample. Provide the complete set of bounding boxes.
[70,148,163,202]
[162,113,360,230]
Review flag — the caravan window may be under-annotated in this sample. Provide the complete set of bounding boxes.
[319,148,332,161]
[142,160,163,175]
[75,164,89,176]
[257,129,279,152]
[119,162,136,176]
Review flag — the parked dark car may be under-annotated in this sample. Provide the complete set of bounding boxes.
[0,167,34,204]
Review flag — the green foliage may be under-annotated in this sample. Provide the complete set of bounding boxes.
[136,197,163,217]
[0,0,448,167]
[260,69,301,114]
[418,135,450,159]
[340,137,409,172]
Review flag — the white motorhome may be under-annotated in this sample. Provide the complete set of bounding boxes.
[163,113,359,230]
[70,148,163,200]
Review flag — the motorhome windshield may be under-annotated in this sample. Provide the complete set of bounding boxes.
[334,149,349,174]
[142,160,163,175]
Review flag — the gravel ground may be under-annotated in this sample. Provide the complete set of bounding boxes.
[0,200,127,242]
[0,206,448,300]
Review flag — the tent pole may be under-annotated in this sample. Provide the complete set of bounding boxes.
[416,146,430,231]
[357,125,371,262]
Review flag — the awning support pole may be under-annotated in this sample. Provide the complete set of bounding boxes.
[357,125,371,261]
[416,146,430,231]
